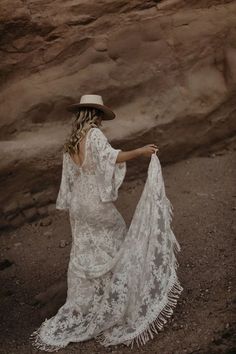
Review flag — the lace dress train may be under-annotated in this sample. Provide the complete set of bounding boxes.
[30,127,183,351]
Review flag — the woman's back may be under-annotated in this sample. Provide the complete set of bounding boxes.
[56,127,127,213]
[67,127,97,175]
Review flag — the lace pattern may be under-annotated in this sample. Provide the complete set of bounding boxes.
[30,127,183,351]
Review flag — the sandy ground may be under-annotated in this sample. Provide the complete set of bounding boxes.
[0,141,236,354]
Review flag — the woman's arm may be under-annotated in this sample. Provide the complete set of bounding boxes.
[116,144,159,163]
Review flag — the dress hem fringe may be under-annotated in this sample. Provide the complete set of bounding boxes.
[94,265,183,348]
[29,322,68,352]
[94,204,183,350]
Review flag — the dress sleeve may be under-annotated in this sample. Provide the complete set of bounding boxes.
[91,128,126,203]
[55,153,71,210]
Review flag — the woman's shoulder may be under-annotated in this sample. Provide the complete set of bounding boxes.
[90,126,102,133]
[90,127,107,140]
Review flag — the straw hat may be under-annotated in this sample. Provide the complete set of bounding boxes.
[67,94,116,120]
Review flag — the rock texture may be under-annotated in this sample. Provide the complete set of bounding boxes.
[0,0,236,229]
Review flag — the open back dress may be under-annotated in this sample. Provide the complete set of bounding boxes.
[30,126,183,351]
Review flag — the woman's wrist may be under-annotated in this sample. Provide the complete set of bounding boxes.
[134,148,142,158]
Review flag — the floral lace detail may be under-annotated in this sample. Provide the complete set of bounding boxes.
[30,127,183,351]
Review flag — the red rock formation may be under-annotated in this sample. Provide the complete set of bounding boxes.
[0,0,235,228]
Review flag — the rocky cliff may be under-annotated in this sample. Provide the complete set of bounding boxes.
[0,0,236,229]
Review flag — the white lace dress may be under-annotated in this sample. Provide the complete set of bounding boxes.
[30,127,183,351]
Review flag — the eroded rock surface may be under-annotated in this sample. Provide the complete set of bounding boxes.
[0,0,236,228]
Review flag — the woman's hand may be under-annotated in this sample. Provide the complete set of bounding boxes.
[137,144,159,157]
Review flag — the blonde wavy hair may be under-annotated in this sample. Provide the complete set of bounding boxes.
[63,107,103,155]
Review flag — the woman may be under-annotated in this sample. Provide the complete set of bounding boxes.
[30,94,183,351]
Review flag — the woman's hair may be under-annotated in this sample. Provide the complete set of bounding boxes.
[63,107,103,155]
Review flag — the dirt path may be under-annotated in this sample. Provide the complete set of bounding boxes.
[0,143,235,354]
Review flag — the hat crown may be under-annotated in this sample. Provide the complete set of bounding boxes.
[67,94,115,120]
[80,94,104,105]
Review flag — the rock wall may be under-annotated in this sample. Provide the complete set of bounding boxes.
[0,0,236,229]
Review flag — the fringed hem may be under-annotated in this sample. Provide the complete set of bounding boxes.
[95,275,183,349]
[95,223,183,349]
[125,277,183,349]
[119,196,183,348]
[29,324,68,352]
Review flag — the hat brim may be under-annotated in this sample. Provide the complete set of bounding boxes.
[67,103,115,120]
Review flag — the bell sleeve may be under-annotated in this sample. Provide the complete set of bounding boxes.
[91,128,126,203]
[55,153,71,210]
